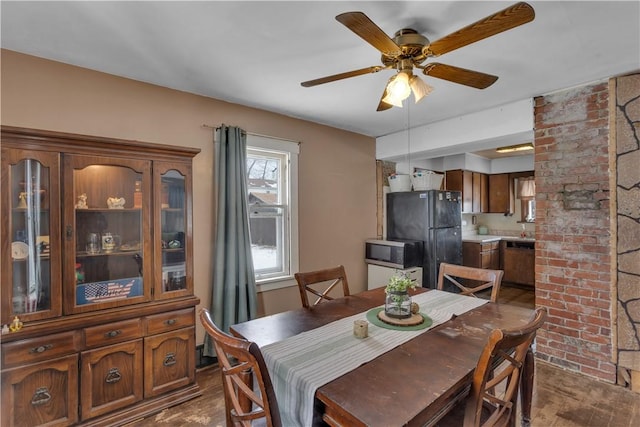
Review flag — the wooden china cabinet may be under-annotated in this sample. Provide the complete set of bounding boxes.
[0,127,201,426]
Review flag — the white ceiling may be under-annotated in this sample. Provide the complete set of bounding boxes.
[1,1,639,140]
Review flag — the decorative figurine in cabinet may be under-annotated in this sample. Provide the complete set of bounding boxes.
[1,126,201,427]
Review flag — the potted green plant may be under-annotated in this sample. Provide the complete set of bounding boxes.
[384,272,415,319]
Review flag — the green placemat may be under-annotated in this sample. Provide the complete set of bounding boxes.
[366,307,433,331]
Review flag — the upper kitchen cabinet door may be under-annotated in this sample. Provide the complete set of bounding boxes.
[446,169,489,213]
[153,162,194,300]
[1,148,62,324]
[62,155,152,314]
[446,169,473,213]
[488,173,514,214]
[474,172,489,213]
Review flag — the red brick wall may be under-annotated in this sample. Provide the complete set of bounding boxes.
[534,82,616,382]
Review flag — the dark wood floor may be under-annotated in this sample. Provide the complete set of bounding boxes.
[128,361,640,427]
[496,283,536,308]
[128,285,640,426]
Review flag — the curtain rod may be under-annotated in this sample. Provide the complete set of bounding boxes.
[201,124,301,144]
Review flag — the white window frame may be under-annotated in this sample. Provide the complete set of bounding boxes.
[247,135,299,293]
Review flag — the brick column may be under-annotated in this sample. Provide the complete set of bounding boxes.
[534,82,616,382]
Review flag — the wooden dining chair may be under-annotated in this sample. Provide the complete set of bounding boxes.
[437,262,504,302]
[294,265,350,308]
[436,307,547,427]
[199,309,281,427]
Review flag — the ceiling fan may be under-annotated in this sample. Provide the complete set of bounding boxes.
[301,2,535,111]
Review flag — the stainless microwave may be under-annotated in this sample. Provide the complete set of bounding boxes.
[365,239,423,269]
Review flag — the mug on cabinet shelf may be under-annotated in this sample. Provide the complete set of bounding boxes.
[101,232,121,253]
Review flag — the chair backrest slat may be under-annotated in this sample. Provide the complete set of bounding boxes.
[294,265,350,308]
[437,263,504,302]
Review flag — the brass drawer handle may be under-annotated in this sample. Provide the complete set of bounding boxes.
[31,387,52,406]
[164,319,177,326]
[163,352,177,366]
[105,367,122,384]
[29,344,53,354]
[105,329,122,338]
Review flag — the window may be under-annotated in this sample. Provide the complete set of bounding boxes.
[517,176,535,222]
[246,135,299,290]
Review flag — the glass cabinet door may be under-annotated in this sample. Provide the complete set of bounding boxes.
[63,155,152,314]
[1,149,61,324]
[154,162,192,299]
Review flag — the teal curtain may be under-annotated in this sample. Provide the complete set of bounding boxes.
[204,125,257,356]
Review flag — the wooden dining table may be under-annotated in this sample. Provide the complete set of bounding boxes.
[230,287,537,427]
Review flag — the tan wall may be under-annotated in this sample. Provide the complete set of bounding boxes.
[1,50,377,343]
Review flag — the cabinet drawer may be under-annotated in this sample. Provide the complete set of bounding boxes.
[482,241,499,251]
[145,308,194,335]
[84,318,143,348]
[2,331,80,369]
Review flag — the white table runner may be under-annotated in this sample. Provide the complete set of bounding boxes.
[261,290,489,427]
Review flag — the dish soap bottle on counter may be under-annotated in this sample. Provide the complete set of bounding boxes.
[520,224,527,239]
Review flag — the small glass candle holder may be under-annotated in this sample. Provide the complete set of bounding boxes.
[353,319,368,338]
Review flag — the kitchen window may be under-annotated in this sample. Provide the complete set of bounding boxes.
[517,176,536,222]
[246,135,299,290]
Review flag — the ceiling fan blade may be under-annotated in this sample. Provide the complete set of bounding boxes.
[301,66,385,87]
[336,12,402,56]
[425,2,535,57]
[423,63,498,89]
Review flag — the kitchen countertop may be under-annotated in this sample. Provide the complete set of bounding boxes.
[462,234,535,244]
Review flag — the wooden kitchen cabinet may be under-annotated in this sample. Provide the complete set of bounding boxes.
[489,173,515,214]
[1,126,201,426]
[463,241,500,270]
[501,240,535,287]
[473,172,489,213]
[445,169,466,210]
[445,169,488,213]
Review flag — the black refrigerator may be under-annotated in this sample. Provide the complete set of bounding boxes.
[387,190,462,288]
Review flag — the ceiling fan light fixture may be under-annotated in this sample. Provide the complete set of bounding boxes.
[409,75,433,103]
[381,94,404,108]
[495,142,534,153]
[383,72,412,105]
